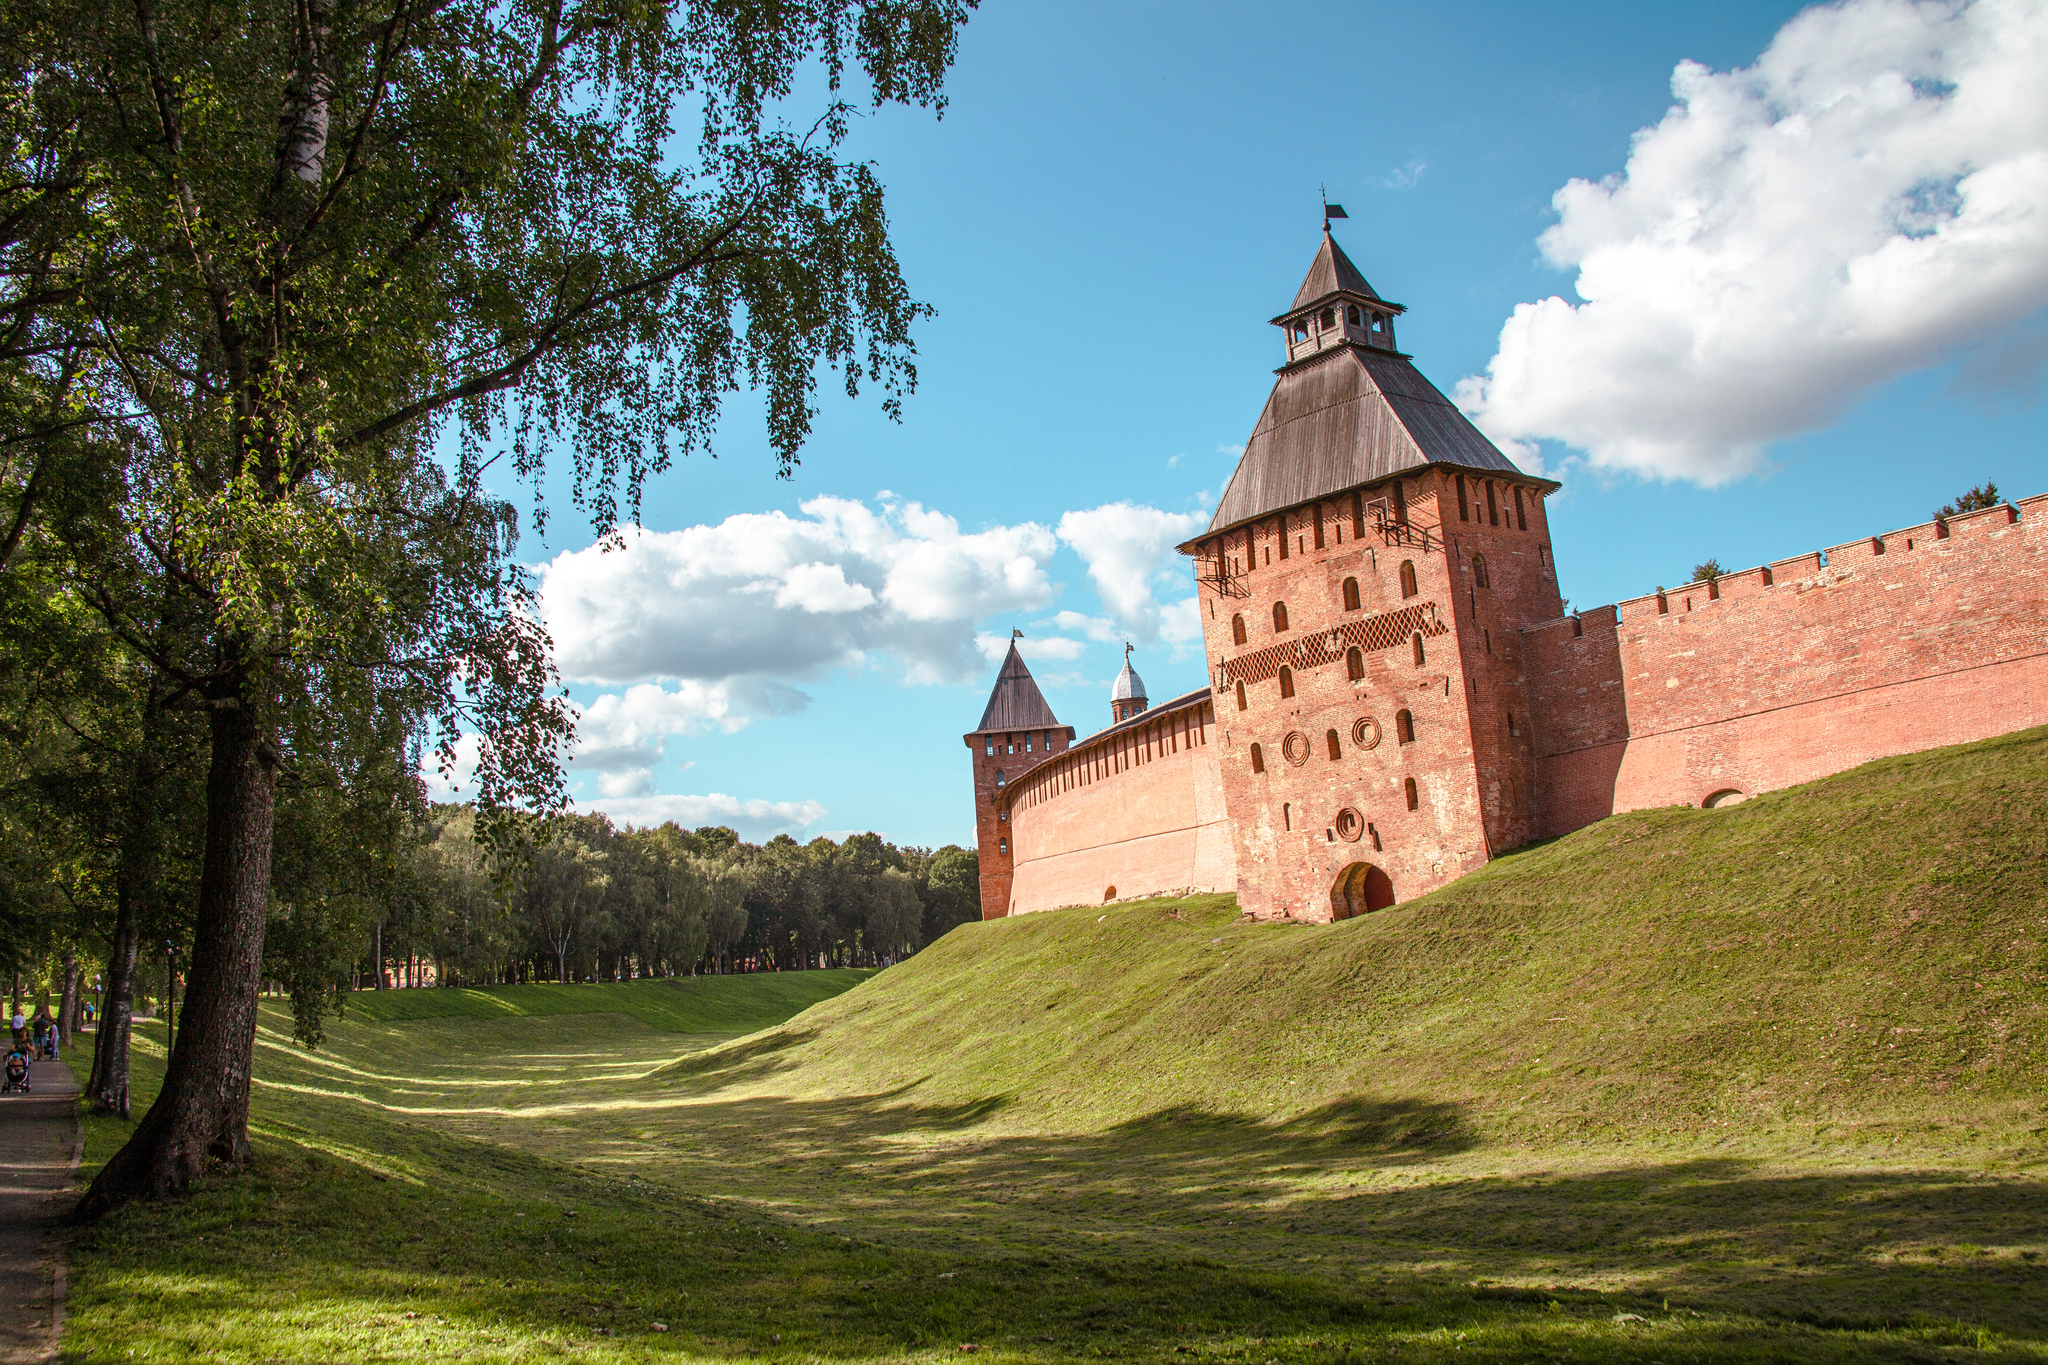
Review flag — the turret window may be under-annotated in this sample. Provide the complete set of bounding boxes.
[1326,728,1342,760]
[1347,305,1361,325]
[1250,743,1265,774]
[1342,577,1361,611]
[985,738,993,756]
[1235,680,1247,711]
[1319,307,1335,330]
[1278,665,1295,699]
[1399,561,1418,598]
[995,771,1005,787]
[1405,777,1419,810]
[999,837,1008,854]
[1024,735,1033,752]
[1272,601,1289,633]
[1232,613,1247,645]
[1411,632,1426,666]
[1346,646,1364,681]
[1396,710,1415,745]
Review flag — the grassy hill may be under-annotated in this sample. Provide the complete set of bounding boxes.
[339,970,876,1034]
[677,725,2048,1158]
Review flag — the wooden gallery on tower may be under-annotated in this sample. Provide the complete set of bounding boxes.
[965,228,2048,922]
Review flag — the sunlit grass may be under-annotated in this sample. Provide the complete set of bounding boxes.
[67,729,2048,1361]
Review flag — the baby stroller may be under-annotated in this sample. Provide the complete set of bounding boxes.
[2,1049,29,1094]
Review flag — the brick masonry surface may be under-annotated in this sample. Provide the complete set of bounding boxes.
[983,487,2046,921]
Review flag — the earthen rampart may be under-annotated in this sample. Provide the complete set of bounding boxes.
[1000,690,1238,913]
[1523,495,2048,834]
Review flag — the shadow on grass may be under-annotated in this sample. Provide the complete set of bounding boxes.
[69,1101,2048,1365]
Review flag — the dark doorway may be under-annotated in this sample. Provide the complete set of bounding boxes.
[1330,862,1396,919]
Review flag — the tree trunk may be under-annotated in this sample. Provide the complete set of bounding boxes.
[89,784,148,1115]
[76,697,278,1219]
[58,955,78,1048]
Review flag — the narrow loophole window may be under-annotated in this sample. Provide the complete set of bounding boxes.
[1278,665,1295,699]
[1272,601,1289,633]
[1396,709,1415,744]
[1235,680,1247,711]
[1411,633,1426,667]
[1346,646,1364,681]
[1231,613,1247,645]
[1404,777,1419,810]
[1342,577,1361,611]
[1326,728,1342,760]
[1250,743,1265,774]
[1399,561,1418,598]
[1472,553,1489,589]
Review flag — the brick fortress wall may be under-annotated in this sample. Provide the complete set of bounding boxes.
[999,694,1237,914]
[1523,494,2048,832]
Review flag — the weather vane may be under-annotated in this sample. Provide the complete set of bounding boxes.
[1321,185,1348,228]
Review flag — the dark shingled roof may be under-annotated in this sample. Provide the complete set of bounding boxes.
[973,640,1062,733]
[1200,341,1547,540]
[1288,230,1386,313]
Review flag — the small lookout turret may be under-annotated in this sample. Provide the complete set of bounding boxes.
[1273,228,1404,365]
[1110,643,1149,724]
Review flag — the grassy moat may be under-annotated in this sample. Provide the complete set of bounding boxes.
[71,727,2048,1362]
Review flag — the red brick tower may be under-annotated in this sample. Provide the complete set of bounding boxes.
[1179,228,1565,920]
[963,634,1075,918]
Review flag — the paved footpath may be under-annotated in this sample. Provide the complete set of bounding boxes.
[0,1054,81,1365]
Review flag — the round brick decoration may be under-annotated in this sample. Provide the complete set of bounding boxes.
[1281,730,1311,767]
[1352,716,1381,750]
[1334,807,1364,842]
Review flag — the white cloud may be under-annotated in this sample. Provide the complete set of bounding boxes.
[976,632,1085,662]
[423,731,482,802]
[564,679,800,795]
[1378,159,1429,191]
[538,497,1058,691]
[582,791,829,841]
[1216,443,1244,459]
[1056,502,1209,641]
[1049,610,1123,643]
[1456,0,2048,485]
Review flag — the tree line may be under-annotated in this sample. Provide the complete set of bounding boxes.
[387,811,978,988]
[0,0,975,1216]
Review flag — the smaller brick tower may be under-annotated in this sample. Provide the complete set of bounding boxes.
[964,634,1075,918]
[1110,645,1149,724]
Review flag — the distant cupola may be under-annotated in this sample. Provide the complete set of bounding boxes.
[1273,227,1404,365]
[1110,644,1149,724]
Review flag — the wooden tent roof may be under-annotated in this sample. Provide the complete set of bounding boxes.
[1285,229,1391,314]
[1195,235,1556,544]
[972,640,1063,734]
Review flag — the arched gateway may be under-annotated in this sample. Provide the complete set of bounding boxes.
[1330,862,1395,919]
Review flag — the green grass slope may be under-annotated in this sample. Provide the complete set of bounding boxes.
[341,969,875,1033]
[684,726,2048,1156]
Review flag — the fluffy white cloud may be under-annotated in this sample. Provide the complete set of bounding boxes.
[564,679,803,797]
[976,632,1085,662]
[582,791,829,841]
[538,497,1058,691]
[1056,502,1208,641]
[1456,0,2048,485]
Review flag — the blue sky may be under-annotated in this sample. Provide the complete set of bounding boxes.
[445,0,2048,850]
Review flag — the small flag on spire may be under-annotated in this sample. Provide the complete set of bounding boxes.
[1324,203,1348,220]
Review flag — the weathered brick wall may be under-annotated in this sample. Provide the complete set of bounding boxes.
[1002,697,1237,914]
[1193,470,1557,921]
[1524,495,2048,833]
